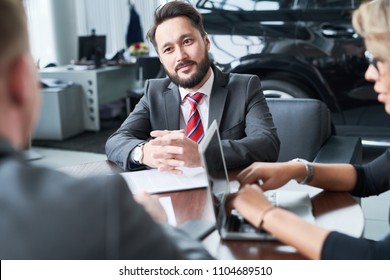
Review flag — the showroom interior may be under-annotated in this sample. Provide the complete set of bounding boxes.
[25,0,390,246]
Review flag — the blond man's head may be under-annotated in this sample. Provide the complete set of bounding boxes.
[0,0,29,68]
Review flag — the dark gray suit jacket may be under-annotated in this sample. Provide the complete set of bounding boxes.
[106,65,280,170]
[0,139,212,260]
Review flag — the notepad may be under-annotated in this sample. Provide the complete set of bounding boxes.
[121,167,208,194]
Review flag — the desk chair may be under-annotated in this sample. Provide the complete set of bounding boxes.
[266,98,362,164]
[126,56,165,114]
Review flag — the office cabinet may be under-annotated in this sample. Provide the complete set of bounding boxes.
[33,84,84,140]
[40,65,136,131]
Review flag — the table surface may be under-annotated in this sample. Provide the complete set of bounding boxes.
[59,160,365,260]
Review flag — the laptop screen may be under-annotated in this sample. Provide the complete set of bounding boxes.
[199,120,230,226]
[199,121,315,240]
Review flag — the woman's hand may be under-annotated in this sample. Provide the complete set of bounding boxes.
[237,162,299,191]
[226,184,274,228]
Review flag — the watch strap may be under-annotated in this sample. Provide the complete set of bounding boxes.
[291,158,314,185]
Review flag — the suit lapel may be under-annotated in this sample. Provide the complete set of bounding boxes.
[162,65,229,130]
[164,83,181,130]
[208,66,229,127]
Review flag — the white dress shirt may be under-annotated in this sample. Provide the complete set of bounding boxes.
[130,69,214,165]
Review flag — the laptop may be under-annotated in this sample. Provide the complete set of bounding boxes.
[199,120,315,240]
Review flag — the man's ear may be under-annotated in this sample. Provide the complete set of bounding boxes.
[204,34,211,51]
[6,54,29,106]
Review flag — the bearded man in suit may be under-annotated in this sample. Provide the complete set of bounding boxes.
[106,1,280,174]
[0,0,211,260]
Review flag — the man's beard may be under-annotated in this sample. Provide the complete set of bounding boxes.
[165,52,211,89]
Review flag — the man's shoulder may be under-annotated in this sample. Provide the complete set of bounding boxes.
[0,160,133,259]
[147,77,171,88]
[2,158,127,197]
[222,72,261,90]
[228,72,259,82]
[213,65,259,87]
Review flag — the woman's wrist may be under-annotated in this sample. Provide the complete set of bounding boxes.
[258,205,277,229]
[289,158,314,184]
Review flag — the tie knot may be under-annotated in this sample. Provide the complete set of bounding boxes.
[186,92,203,106]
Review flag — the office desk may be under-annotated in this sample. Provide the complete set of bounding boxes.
[59,160,364,260]
[40,65,136,131]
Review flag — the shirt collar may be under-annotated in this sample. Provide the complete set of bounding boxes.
[179,68,214,102]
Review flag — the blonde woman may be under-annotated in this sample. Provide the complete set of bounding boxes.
[228,0,390,260]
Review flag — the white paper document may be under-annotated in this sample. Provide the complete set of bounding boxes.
[159,197,177,226]
[121,167,208,194]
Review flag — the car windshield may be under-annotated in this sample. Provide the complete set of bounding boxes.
[195,0,364,11]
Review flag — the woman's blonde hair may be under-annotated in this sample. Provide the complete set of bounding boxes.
[353,0,390,62]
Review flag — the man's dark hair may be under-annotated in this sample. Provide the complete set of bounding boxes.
[146,1,206,52]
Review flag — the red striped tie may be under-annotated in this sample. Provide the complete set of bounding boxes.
[186,92,204,143]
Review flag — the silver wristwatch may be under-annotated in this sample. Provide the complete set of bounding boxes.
[290,158,314,185]
[132,142,146,165]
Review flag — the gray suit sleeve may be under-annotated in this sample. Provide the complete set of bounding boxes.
[160,224,214,260]
[110,175,212,259]
[105,90,152,170]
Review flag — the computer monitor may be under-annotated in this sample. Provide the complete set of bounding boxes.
[78,34,106,66]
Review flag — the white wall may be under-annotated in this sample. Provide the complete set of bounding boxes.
[24,0,57,67]
[51,0,78,66]
[25,0,160,66]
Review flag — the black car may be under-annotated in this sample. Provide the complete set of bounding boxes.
[193,0,390,148]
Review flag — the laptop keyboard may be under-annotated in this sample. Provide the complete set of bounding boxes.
[265,191,277,206]
[227,192,278,234]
